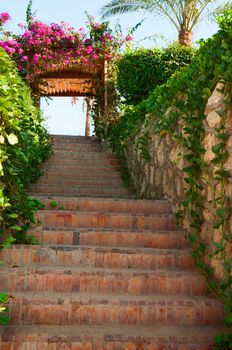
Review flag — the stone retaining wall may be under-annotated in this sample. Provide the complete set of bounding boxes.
[125,83,232,277]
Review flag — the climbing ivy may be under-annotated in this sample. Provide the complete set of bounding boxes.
[105,10,232,346]
[0,47,51,246]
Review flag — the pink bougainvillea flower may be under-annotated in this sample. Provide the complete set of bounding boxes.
[0,12,11,25]
[93,53,99,60]
[18,23,25,28]
[22,56,28,61]
[125,35,133,41]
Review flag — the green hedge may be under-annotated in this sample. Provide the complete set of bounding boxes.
[0,47,51,246]
[116,43,195,105]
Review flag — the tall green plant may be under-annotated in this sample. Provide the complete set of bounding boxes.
[0,47,51,246]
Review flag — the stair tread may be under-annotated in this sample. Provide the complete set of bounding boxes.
[0,324,225,340]
[3,244,191,254]
[0,265,199,274]
[10,291,220,304]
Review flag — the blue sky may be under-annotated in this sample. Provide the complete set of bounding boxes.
[1,0,219,135]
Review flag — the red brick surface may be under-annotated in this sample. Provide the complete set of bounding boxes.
[0,135,225,349]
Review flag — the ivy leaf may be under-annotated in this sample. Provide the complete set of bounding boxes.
[9,225,22,231]
[217,132,228,140]
[215,169,231,178]
[212,142,225,154]
[213,219,224,229]
[224,315,232,328]
[6,133,18,145]
[8,213,18,219]
[3,235,16,248]
[224,262,232,274]
[0,314,9,325]
[216,207,229,219]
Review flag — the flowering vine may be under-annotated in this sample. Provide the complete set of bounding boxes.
[0,12,131,90]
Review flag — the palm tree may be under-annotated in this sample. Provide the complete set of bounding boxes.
[100,0,230,46]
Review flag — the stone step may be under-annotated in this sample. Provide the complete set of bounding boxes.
[35,178,124,188]
[35,211,177,231]
[35,197,172,214]
[0,266,206,295]
[0,324,224,349]
[41,158,120,166]
[8,292,224,326]
[41,164,121,172]
[41,169,122,178]
[29,186,131,198]
[52,145,101,152]
[51,135,99,144]
[30,228,188,248]
[0,245,194,270]
[49,152,119,161]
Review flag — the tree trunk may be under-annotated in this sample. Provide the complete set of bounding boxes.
[178,27,193,46]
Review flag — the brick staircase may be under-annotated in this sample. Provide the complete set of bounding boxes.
[0,135,225,350]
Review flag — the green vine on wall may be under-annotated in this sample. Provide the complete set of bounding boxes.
[103,10,232,347]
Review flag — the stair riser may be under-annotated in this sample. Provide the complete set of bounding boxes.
[35,198,172,214]
[29,188,130,197]
[0,248,194,270]
[42,159,120,166]
[35,212,177,231]
[35,179,124,187]
[0,272,206,295]
[52,138,99,144]
[9,300,223,326]
[41,171,122,178]
[49,154,119,161]
[31,230,188,248]
[0,340,217,350]
[40,165,121,172]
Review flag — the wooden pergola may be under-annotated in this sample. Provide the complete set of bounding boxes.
[34,59,108,136]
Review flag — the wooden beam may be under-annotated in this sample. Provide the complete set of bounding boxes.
[40,92,94,97]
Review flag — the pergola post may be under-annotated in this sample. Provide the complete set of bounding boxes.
[85,98,92,137]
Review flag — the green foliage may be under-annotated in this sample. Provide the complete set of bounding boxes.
[0,293,9,325]
[214,332,232,349]
[105,9,232,338]
[117,43,195,105]
[0,47,51,245]
[50,200,58,208]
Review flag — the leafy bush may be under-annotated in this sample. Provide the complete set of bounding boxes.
[116,43,195,105]
[0,47,51,245]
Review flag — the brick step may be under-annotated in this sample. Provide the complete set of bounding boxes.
[50,152,119,161]
[0,266,206,295]
[0,245,194,270]
[35,178,124,187]
[0,324,224,349]
[51,135,99,144]
[41,169,122,178]
[52,146,101,153]
[30,228,188,248]
[35,211,177,230]
[41,158,120,166]
[29,186,131,198]
[8,292,223,326]
[34,197,172,214]
[41,164,121,172]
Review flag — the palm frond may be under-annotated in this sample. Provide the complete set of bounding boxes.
[100,0,154,19]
